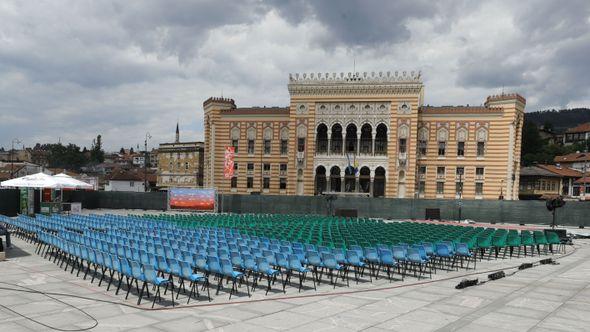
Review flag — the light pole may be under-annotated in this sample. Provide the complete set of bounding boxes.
[10,138,22,178]
[144,132,151,192]
[458,172,463,221]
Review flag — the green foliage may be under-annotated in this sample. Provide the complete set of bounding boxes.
[526,108,590,133]
[35,134,106,170]
[89,134,105,164]
[521,118,590,166]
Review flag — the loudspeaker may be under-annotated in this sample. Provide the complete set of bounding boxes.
[425,208,441,220]
[455,278,478,289]
[334,209,358,218]
[539,258,554,265]
[488,271,505,280]
[518,263,533,270]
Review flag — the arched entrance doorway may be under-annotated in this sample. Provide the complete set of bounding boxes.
[314,166,326,195]
[359,166,371,193]
[374,166,386,197]
[330,166,341,192]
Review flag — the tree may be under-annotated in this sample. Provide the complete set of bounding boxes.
[119,147,125,154]
[89,134,105,164]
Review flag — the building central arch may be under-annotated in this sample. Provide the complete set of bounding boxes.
[345,123,358,154]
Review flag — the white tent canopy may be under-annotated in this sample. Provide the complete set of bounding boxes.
[53,173,93,189]
[0,172,60,188]
[0,172,93,189]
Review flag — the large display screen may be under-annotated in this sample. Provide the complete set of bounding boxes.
[168,188,216,211]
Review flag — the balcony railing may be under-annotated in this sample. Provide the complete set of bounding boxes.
[279,170,287,176]
[436,173,445,180]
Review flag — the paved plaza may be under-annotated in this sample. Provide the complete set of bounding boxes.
[1,229,589,332]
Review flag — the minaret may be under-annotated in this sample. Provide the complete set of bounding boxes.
[175,122,180,143]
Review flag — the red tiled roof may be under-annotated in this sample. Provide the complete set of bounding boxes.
[565,123,590,134]
[574,177,590,184]
[537,164,583,178]
[554,152,590,163]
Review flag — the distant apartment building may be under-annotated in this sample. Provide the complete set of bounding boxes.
[204,70,525,200]
[156,124,204,189]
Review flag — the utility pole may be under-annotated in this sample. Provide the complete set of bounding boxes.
[144,132,151,192]
[10,138,22,178]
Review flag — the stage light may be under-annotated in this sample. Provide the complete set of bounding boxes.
[455,278,479,289]
[488,271,505,280]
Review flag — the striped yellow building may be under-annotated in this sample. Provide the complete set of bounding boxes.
[203,71,525,200]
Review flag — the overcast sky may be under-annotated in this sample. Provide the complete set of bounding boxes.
[1,0,589,151]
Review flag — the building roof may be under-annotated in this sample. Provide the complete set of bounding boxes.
[108,168,157,184]
[520,166,560,178]
[554,152,590,163]
[108,169,143,181]
[574,177,590,184]
[220,107,289,115]
[565,122,590,134]
[419,106,503,114]
[537,164,583,178]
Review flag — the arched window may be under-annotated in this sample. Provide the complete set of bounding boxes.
[331,124,343,154]
[316,124,328,153]
[418,127,428,157]
[360,124,372,154]
[345,123,357,154]
[476,128,488,157]
[457,128,468,157]
[280,127,289,155]
[263,127,273,155]
[437,128,448,156]
[375,124,388,155]
[247,127,256,154]
[231,127,240,153]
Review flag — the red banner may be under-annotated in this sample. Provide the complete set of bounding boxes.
[224,146,235,178]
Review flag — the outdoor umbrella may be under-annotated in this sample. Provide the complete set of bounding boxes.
[0,172,60,189]
[53,173,93,189]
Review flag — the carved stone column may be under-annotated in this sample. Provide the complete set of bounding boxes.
[356,133,361,155]
[327,130,331,155]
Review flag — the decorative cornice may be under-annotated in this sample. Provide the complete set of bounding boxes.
[288,70,423,96]
[289,71,421,84]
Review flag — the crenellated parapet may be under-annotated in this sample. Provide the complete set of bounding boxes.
[203,97,236,108]
[288,70,422,84]
[485,93,526,106]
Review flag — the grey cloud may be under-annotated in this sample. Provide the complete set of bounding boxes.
[268,0,436,47]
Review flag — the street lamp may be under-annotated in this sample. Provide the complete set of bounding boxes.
[10,138,22,178]
[144,132,151,192]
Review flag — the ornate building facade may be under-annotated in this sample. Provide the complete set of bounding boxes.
[157,124,204,189]
[204,71,525,200]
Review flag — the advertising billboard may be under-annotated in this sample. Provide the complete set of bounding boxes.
[224,146,235,179]
[168,188,216,211]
